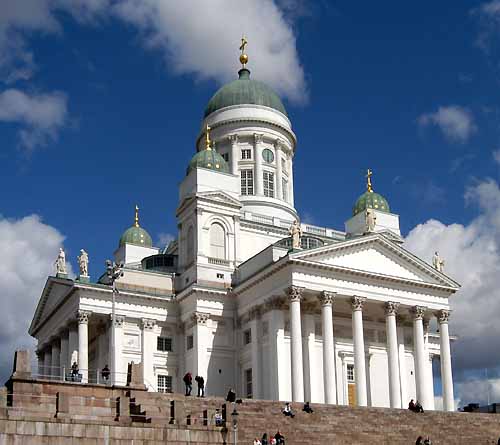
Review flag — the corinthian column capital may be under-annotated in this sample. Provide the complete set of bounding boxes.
[319,291,335,306]
[411,306,427,320]
[436,309,451,324]
[286,286,304,303]
[385,301,400,316]
[351,296,366,311]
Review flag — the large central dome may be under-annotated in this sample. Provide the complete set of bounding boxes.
[204,68,287,118]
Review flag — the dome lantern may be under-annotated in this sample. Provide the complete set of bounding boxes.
[119,205,153,248]
[352,169,391,216]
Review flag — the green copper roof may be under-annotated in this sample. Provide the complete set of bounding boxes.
[353,191,390,216]
[119,225,153,248]
[204,68,287,117]
[187,149,229,175]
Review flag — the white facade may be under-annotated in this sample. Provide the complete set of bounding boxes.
[28,70,459,412]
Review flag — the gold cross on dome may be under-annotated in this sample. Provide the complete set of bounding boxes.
[134,205,140,227]
[366,168,373,192]
[239,36,248,53]
[205,124,212,151]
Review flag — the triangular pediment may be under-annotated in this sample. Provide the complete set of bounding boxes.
[197,191,241,208]
[29,277,74,335]
[291,234,459,288]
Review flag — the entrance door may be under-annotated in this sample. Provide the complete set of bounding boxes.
[347,363,356,406]
[348,384,357,406]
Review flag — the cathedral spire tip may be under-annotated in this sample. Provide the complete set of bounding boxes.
[239,36,249,68]
[366,168,373,193]
[134,205,140,227]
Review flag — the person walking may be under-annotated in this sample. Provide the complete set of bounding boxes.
[195,375,205,397]
[183,372,192,396]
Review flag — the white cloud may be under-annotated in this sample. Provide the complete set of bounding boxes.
[0,215,72,381]
[404,178,500,405]
[0,88,68,151]
[472,0,500,51]
[493,149,500,165]
[112,0,307,103]
[0,1,306,104]
[417,106,477,144]
[157,232,174,249]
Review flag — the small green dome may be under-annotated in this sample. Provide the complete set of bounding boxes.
[187,149,229,175]
[119,225,153,248]
[204,68,287,118]
[353,191,390,216]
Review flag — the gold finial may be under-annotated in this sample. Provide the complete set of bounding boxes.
[205,124,212,151]
[366,169,373,193]
[239,36,248,67]
[134,205,140,227]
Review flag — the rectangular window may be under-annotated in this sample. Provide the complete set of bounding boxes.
[347,364,355,382]
[157,337,172,352]
[241,149,252,160]
[187,335,194,350]
[263,171,275,198]
[241,169,254,196]
[157,374,173,393]
[282,178,288,202]
[245,368,253,398]
[244,329,252,345]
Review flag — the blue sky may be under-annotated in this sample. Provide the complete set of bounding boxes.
[2,0,500,407]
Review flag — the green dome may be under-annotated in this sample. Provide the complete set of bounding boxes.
[187,149,229,174]
[119,225,153,248]
[353,191,390,216]
[204,68,287,117]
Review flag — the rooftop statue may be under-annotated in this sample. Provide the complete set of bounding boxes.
[289,220,302,249]
[432,251,445,272]
[365,208,377,233]
[78,249,89,277]
[55,248,67,275]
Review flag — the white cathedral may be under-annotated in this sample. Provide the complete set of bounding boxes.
[29,44,459,412]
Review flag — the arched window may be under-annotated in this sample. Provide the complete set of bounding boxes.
[210,223,226,259]
[187,226,194,264]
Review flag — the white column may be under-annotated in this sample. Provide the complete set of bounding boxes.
[43,346,52,378]
[60,329,69,372]
[36,351,44,377]
[288,156,295,206]
[192,312,210,383]
[110,315,125,385]
[437,310,454,411]
[266,299,285,400]
[249,308,262,399]
[412,306,427,408]
[68,323,79,368]
[254,133,264,196]
[51,339,61,379]
[301,311,315,403]
[385,302,401,408]
[275,139,283,201]
[423,320,435,410]
[351,296,367,407]
[141,318,157,390]
[77,310,90,383]
[228,134,239,174]
[320,291,337,404]
[397,323,408,408]
[287,286,304,402]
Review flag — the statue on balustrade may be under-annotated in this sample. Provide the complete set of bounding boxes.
[432,251,445,272]
[289,220,302,249]
[77,249,89,276]
[365,208,377,233]
[55,247,67,275]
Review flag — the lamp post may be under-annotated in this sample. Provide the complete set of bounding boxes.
[231,406,239,445]
[106,260,123,385]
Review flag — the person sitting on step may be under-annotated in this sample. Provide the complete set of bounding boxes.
[261,432,268,445]
[226,388,236,403]
[415,400,424,413]
[408,399,417,412]
[214,409,223,427]
[274,430,285,445]
[303,401,313,414]
[254,438,262,445]
[282,402,295,418]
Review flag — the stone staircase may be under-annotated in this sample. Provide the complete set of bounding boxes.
[127,390,500,444]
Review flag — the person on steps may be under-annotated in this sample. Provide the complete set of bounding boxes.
[261,433,268,445]
[226,388,236,403]
[303,401,313,414]
[408,399,417,412]
[415,436,424,445]
[282,402,295,418]
[253,438,262,445]
[415,400,424,413]
[195,375,205,397]
[274,431,285,445]
[183,372,192,396]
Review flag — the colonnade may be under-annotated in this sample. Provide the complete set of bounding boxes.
[283,286,455,412]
